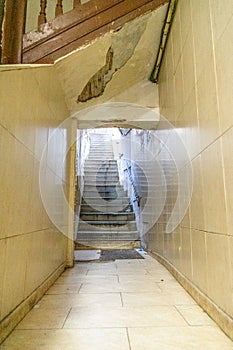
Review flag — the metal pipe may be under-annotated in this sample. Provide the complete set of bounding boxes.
[150,0,178,83]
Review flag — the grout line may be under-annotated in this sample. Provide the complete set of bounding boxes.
[174,305,189,326]
[126,328,132,350]
[78,284,83,293]
[61,307,72,329]
[0,227,51,240]
[120,292,124,307]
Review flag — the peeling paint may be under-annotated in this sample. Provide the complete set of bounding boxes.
[77,47,114,102]
[77,18,147,103]
[23,23,58,48]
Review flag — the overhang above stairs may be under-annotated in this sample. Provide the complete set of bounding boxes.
[23,0,169,64]
[53,5,168,116]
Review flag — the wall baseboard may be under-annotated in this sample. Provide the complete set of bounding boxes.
[149,250,233,341]
[0,263,66,344]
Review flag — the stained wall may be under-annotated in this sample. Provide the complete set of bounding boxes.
[149,0,233,321]
[0,65,70,332]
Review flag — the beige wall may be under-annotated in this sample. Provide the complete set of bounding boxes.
[151,0,233,319]
[0,65,70,325]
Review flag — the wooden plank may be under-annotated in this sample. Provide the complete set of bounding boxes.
[24,0,125,50]
[2,0,27,63]
[0,0,6,62]
[23,0,168,63]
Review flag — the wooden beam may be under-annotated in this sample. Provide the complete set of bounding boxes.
[23,0,168,64]
[73,0,81,8]
[0,0,6,63]
[2,0,27,63]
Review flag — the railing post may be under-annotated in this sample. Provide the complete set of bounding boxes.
[38,0,47,29]
[1,0,27,64]
[73,0,81,8]
[0,0,6,63]
[55,0,63,17]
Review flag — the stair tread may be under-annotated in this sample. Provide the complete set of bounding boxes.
[80,211,134,214]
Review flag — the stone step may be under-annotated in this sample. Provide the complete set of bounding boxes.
[85,175,119,180]
[88,151,113,153]
[83,191,127,198]
[84,162,118,171]
[81,204,133,212]
[84,184,120,189]
[84,167,118,172]
[83,185,126,192]
[84,169,118,174]
[89,149,113,152]
[82,198,131,206]
[88,156,114,160]
[84,161,117,166]
[85,159,117,163]
[78,221,137,231]
[80,212,135,221]
[75,240,140,250]
[85,177,119,183]
[77,231,139,240]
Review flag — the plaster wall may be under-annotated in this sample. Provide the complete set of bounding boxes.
[151,0,233,320]
[54,6,167,116]
[0,65,70,331]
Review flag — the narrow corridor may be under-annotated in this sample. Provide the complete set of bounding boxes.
[2,252,232,349]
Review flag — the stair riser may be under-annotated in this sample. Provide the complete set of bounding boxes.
[81,205,132,212]
[80,213,135,221]
[78,222,137,231]
[77,233,140,240]
[84,170,118,174]
[75,241,140,250]
[84,166,117,171]
[84,184,120,189]
[82,199,130,206]
[83,192,126,199]
[88,156,114,160]
[84,162,117,165]
[83,186,126,192]
[85,176,119,184]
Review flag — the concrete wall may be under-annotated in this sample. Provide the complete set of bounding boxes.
[0,65,70,337]
[150,0,233,322]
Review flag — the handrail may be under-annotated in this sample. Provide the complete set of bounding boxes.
[1,0,27,64]
[123,161,141,207]
[22,0,168,63]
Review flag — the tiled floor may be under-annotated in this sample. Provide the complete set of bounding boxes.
[2,252,233,349]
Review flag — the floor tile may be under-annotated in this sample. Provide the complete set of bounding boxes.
[37,293,122,309]
[16,309,70,330]
[2,328,130,350]
[87,269,118,276]
[118,274,175,283]
[79,281,161,293]
[2,255,232,349]
[46,283,81,294]
[121,292,171,306]
[74,249,101,261]
[56,275,118,284]
[175,305,216,326]
[128,326,233,350]
[63,306,187,328]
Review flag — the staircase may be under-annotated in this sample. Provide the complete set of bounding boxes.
[76,133,140,250]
